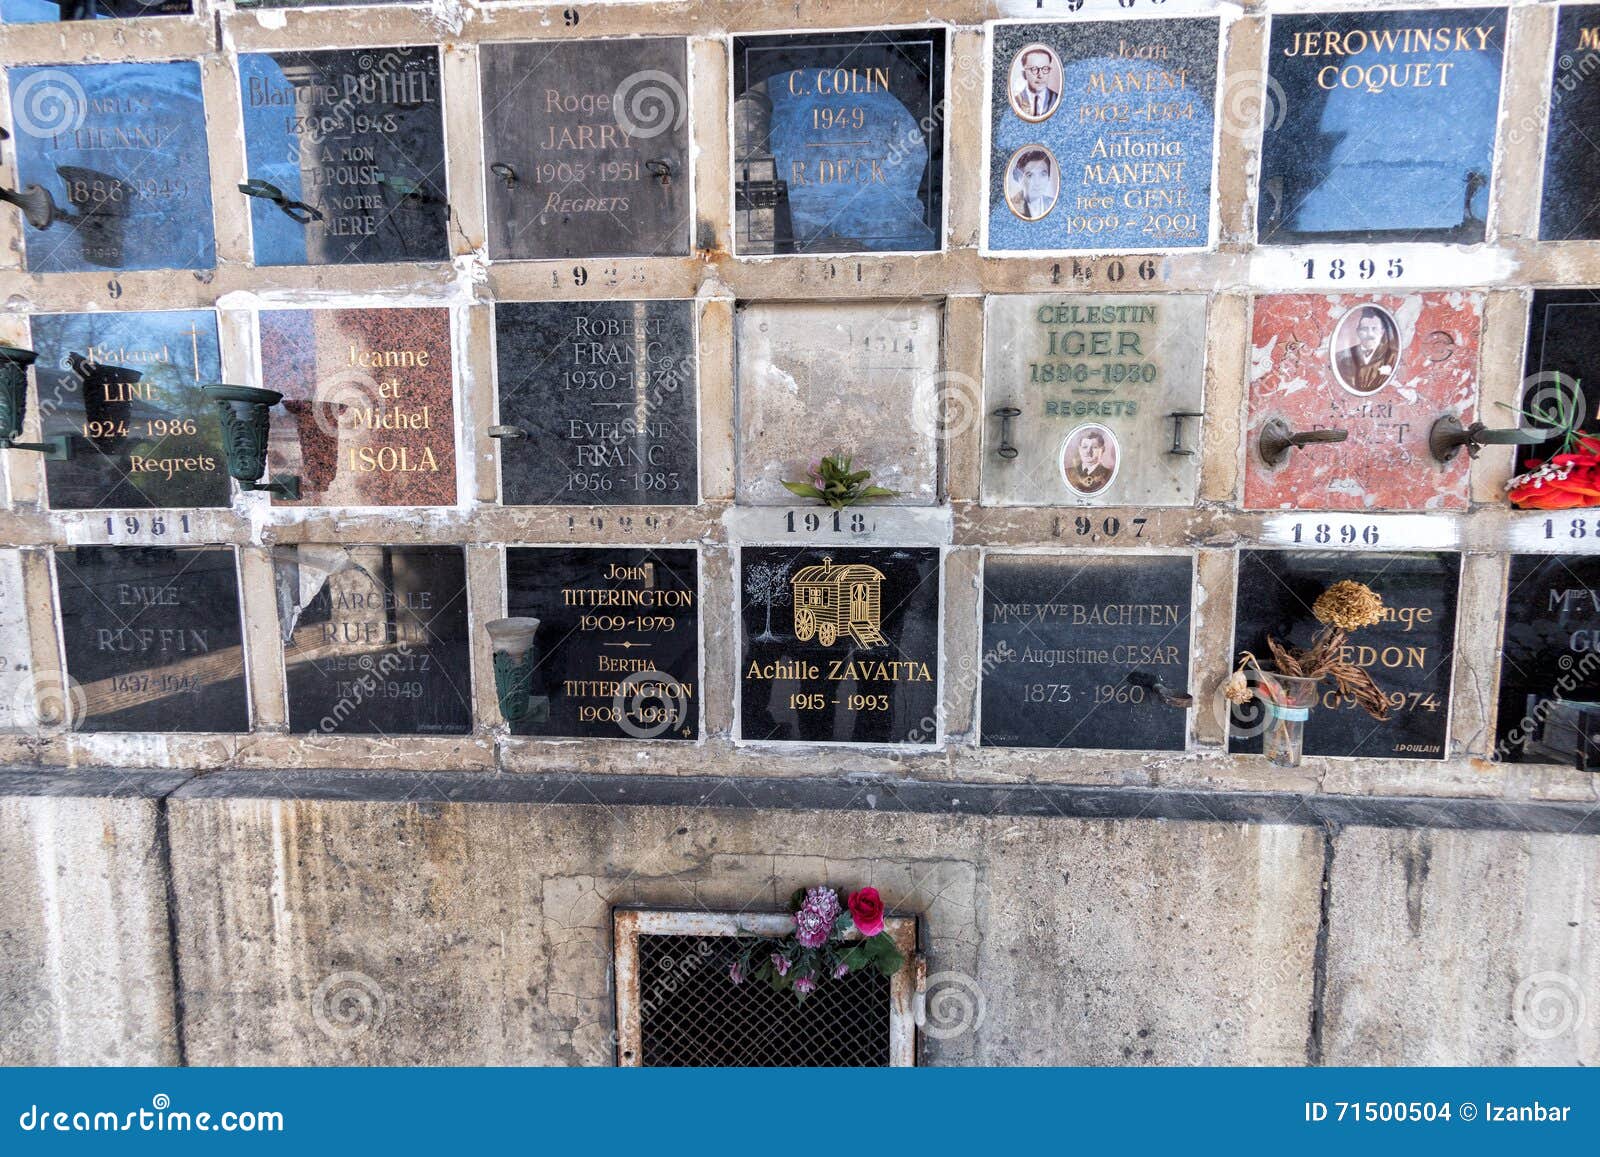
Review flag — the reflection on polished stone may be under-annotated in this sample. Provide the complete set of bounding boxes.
[238,47,448,267]
[55,546,248,733]
[29,309,227,510]
[7,61,215,272]
[276,544,471,735]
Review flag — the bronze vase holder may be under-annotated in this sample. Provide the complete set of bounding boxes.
[0,345,70,458]
[202,383,301,499]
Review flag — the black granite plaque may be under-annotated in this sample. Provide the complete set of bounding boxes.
[239,47,448,266]
[1494,555,1600,769]
[1540,7,1600,241]
[1230,550,1458,760]
[276,545,471,736]
[733,28,944,255]
[495,301,697,505]
[55,546,248,733]
[479,39,690,260]
[981,554,1192,751]
[505,548,698,740]
[1516,289,1600,475]
[1258,9,1505,244]
[30,309,229,510]
[740,547,940,744]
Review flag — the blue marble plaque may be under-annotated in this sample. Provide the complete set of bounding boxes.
[28,309,227,509]
[1,0,189,19]
[6,61,215,271]
[1540,6,1600,241]
[733,29,944,255]
[238,48,448,266]
[988,19,1218,252]
[1259,9,1505,244]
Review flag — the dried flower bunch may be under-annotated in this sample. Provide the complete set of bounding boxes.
[1228,579,1391,721]
[782,452,899,509]
[728,885,903,1001]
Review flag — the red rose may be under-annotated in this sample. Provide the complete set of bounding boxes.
[847,887,885,937]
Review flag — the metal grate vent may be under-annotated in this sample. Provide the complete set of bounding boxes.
[614,909,918,1067]
[636,933,890,1066]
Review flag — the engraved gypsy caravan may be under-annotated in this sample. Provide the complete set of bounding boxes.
[790,556,887,648]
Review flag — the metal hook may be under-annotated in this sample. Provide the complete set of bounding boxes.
[238,179,322,224]
[1167,410,1204,456]
[487,425,527,440]
[1127,670,1194,709]
[1257,417,1349,468]
[645,159,673,187]
[992,406,1021,460]
[490,162,518,190]
[1427,414,1548,464]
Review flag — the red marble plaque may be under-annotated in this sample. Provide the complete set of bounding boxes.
[259,308,457,507]
[1246,293,1482,512]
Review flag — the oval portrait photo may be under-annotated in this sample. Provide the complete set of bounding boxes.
[1005,144,1060,223]
[1330,303,1402,396]
[1009,43,1063,122]
[1060,423,1120,497]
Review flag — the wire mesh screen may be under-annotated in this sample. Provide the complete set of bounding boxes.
[636,933,892,1066]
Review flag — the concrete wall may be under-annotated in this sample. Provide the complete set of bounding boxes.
[3,769,1595,1066]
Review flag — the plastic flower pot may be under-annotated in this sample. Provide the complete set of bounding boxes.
[1259,673,1320,768]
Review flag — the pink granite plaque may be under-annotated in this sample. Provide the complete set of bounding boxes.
[259,308,457,507]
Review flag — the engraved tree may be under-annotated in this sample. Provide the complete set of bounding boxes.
[746,559,793,641]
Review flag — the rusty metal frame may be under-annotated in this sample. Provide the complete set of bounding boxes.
[613,906,919,1067]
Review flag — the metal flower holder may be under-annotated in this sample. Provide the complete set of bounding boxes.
[202,384,301,499]
[486,617,547,725]
[0,345,70,458]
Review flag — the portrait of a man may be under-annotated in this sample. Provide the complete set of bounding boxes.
[1009,44,1062,122]
[1005,145,1059,222]
[1061,424,1119,496]
[1331,304,1402,395]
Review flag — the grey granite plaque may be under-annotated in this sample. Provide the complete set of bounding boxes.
[495,301,697,505]
[479,39,690,260]
[982,294,1206,506]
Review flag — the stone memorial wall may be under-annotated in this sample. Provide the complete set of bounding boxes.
[0,0,1597,803]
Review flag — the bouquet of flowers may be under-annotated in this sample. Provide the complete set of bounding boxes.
[1503,381,1600,510]
[729,885,904,1001]
[1225,580,1392,766]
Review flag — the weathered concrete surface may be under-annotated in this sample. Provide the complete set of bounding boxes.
[0,790,179,1064]
[1323,826,1600,1064]
[164,795,1319,1065]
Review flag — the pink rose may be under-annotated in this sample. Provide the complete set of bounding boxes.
[847,887,885,937]
[771,953,790,976]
